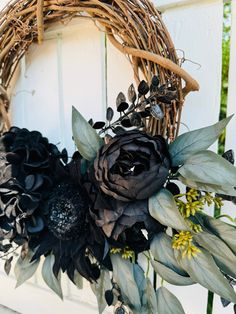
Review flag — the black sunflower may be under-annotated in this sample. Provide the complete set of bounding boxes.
[29,181,112,282]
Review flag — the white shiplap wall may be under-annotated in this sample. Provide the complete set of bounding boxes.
[226,0,236,153]
[1,0,235,313]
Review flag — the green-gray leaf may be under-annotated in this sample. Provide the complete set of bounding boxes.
[175,248,236,303]
[42,254,63,299]
[133,264,146,301]
[194,231,236,279]
[169,115,233,166]
[14,250,40,288]
[178,150,236,195]
[151,260,195,286]
[91,269,111,314]
[73,270,83,289]
[149,189,189,231]
[111,255,141,311]
[156,287,185,314]
[178,175,236,196]
[142,278,158,314]
[72,106,103,161]
[196,213,236,255]
[150,233,188,276]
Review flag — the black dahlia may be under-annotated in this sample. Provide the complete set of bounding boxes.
[0,127,66,244]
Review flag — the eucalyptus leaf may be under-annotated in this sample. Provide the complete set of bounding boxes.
[42,254,63,299]
[151,260,195,286]
[72,106,103,161]
[4,256,13,275]
[150,233,188,277]
[106,107,114,122]
[196,213,236,254]
[142,278,158,314]
[73,270,83,289]
[14,250,40,288]
[149,188,189,231]
[91,269,112,314]
[105,290,114,306]
[194,231,236,279]
[111,255,141,311]
[128,84,137,103]
[169,115,233,166]
[178,175,236,196]
[156,287,185,314]
[178,151,236,195]
[221,297,231,308]
[175,248,236,303]
[133,264,146,300]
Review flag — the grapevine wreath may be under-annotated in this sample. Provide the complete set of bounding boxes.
[0,1,236,314]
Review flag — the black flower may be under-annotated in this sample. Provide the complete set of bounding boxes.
[0,130,111,282]
[0,127,66,242]
[94,130,171,202]
[86,179,165,251]
[30,182,112,282]
[0,127,63,171]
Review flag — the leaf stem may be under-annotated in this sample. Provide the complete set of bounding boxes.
[146,257,150,277]
[215,214,236,224]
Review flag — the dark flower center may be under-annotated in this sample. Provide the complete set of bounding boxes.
[111,149,150,176]
[47,183,87,240]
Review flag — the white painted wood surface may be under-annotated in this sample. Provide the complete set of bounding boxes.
[0,0,235,313]
[226,0,236,154]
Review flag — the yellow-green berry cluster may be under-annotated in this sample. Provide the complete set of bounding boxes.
[172,231,201,259]
[110,247,135,260]
[175,189,203,218]
[174,189,223,232]
[187,220,202,233]
[201,192,223,208]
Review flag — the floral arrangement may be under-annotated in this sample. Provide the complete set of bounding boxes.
[0,78,236,314]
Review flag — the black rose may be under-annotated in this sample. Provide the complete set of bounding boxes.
[94,130,171,201]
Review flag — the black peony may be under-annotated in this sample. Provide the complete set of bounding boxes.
[94,130,171,201]
[86,177,165,252]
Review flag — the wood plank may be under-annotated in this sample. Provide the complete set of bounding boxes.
[155,0,222,12]
[221,0,236,259]
[10,38,62,147]
[162,0,223,135]
[59,20,106,156]
[225,0,236,153]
